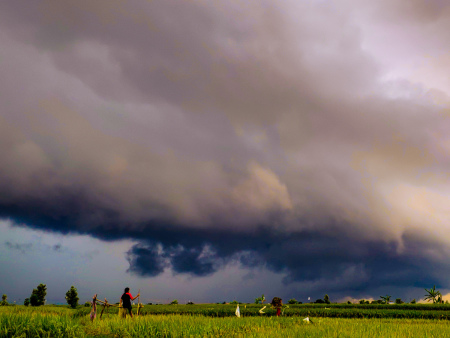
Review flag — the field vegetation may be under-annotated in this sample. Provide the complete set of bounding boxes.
[2,303,450,337]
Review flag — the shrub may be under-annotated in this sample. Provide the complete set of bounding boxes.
[170,299,178,305]
[410,299,416,304]
[1,294,7,306]
[395,298,404,304]
[24,298,30,306]
[84,302,91,307]
[288,299,298,304]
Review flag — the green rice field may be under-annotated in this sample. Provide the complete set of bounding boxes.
[2,304,450,337]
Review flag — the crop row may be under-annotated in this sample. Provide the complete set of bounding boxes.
[5,303,450,320]
[69,303,450,320]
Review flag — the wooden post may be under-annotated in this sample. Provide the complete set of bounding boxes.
[90,294,97,322]
[90,295,122,320]
[137,289,141,316]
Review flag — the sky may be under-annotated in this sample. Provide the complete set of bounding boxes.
[0,0,449,305]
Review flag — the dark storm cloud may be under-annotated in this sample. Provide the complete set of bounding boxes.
[127,243,218,277]
[0,0,449,300]
[124,224,446,293]
[126,243,168,277]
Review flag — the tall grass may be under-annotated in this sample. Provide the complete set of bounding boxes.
[2,306,450,337]
[0,306,82,337]
[84,315,450,337]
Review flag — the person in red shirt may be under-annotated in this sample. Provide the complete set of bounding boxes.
[271,297,283,317]
[120,287,140,318]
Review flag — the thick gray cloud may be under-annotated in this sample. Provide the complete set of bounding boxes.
[0,0,449,300]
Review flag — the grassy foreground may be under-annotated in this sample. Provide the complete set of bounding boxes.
[2,306,450,337]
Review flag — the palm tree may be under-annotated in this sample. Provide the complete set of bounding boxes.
[380,295,391,304]
[424,285,441,304]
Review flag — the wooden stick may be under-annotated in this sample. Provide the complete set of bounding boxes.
[95,299,119,308]
[100,298,108,319]
[92,295,121,308]
[137,289,141,316]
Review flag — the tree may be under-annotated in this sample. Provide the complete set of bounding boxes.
[1,294,7,306]
[170,299,178,305]
[254,294,265,304]
[380,295,391,304]
[30,294,39,306]
[30,283,47,306]
[395,298,403,304]
[424,285,441,304]
[315,299,325,304]
[324,294,330,304]
[410,299,416,304]
[65,286,79,308]
[24,298,30,306]
[288,298,298,304]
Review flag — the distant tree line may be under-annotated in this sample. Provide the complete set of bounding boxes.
[1,284,448,308]
[2,283,79,308]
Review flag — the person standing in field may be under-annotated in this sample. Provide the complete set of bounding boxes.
[271,297,283,317]
[120,287,140,318]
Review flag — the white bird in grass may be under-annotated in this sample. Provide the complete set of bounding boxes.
[303,316,314,324]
